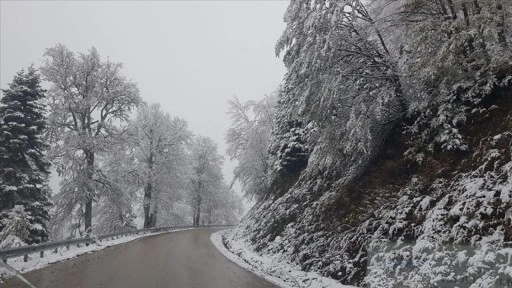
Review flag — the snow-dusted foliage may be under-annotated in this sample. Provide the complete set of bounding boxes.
[188,136,224,225]
[270,0,408,184]
[228,0,512,286]
[0,206,31,249]
[401,0,512,160]
[188,136,242,225]
[127,103,191,228]
[365,131,512,287]
[41,44,142,235]
[201,184,244,225]
[231,126,512,286]
[93,143,138,234]
[226,94,276,200]
[0,67,51,245]
[270,119,312,175]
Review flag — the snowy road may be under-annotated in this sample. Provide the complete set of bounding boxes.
[3,228,278,288]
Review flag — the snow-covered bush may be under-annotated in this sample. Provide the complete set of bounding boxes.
[270,120,311,175]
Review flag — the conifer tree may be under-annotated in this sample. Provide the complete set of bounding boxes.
[0,66,51,245]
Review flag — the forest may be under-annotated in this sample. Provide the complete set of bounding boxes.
[0,44,243,246]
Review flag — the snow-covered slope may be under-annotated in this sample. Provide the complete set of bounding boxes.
[225,85,512,287]
[212,229,356,288]
[223,1,512,286]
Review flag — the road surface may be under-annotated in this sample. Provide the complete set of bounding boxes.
[3,228,278,288]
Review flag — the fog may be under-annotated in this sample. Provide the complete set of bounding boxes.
[1,1,288,199]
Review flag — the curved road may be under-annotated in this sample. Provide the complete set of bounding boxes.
[3,228,277,288]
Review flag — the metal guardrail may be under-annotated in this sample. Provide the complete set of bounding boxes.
[0,224,234,263]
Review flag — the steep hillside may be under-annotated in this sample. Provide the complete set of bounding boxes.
[225,1,512,287]
[229,80,512,287]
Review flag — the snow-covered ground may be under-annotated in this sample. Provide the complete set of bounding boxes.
[0,228,193,281]
[211,229,356,288]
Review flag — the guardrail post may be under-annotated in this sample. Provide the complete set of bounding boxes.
[24,254,28,262]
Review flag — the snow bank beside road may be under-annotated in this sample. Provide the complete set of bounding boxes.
[211,229,355,288]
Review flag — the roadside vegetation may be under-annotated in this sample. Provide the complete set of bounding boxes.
[226,0,512,286]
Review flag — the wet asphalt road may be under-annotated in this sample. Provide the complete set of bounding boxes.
[2,228,278,288]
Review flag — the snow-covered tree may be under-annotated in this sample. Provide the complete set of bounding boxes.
[129,103,191,228]
[200,184,244,225]
[188,136,224,226]
[270,0,511,182]
[94,140,138,234]
[270,0,409,185]
[399,0,512,159]
[0,206,31,248]
[0,67,51,245]
[226,93,276,200]
[41,44,142,235]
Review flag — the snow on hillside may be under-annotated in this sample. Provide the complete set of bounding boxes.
[365,132,512,287]
[222,0,512,286]
[225,118,512,287]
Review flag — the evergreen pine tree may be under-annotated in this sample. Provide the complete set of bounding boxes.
[0,66,51,245]
[0,205,31,248]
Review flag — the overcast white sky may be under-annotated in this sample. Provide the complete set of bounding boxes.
[0,1,288,196]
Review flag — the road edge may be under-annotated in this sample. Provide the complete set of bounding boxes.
[211,229,357,288]
[211,229,293,288]
[1,228,196,281]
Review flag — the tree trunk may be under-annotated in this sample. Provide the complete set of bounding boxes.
[84,200,92,234]
[496,0,507,47]
[462,3,470,26]
[149,212,157,227]
[143,181,152,228]
[84,150,94,235]
[143,182,158,228]
[193,191,202,226]
[390,75,407,116]
[144,147,156,229]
